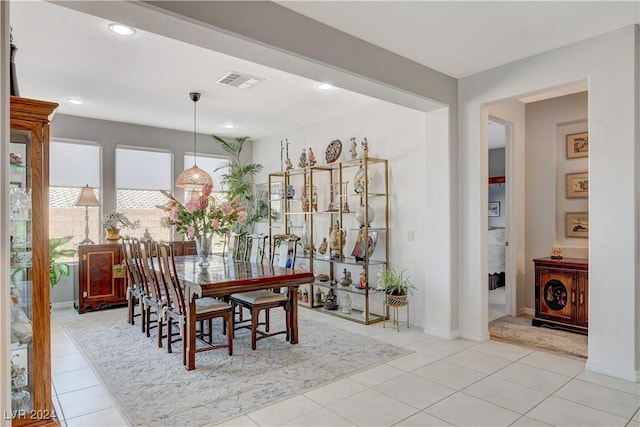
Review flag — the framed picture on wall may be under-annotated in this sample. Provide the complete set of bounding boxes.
[566,171,588,198]
[566,132,588,159]
[488,202,500,217]
[566,212,589,238]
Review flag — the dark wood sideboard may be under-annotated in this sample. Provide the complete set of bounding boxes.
[532,257,588,334]
[76,240,196,313]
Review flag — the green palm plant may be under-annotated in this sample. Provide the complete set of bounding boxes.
[49,236,77,287]
[212,135,264,230]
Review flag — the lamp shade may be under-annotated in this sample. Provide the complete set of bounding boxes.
[74,185,100,207]
[175,165,213,190]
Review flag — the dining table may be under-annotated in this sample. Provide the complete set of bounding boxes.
[172,255,315,370]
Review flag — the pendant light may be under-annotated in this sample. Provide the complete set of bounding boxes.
[176,92,213,190]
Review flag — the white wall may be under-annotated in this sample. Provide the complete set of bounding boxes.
[525,91,589,307]
[460,26,639,382]
[252,101,430,326]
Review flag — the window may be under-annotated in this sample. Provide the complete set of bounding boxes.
[49,141,101,258]
[184,154,230,250]
[116,146,172,240]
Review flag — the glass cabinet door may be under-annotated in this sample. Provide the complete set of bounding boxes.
[8,96,58,426]
[9,131,35,415]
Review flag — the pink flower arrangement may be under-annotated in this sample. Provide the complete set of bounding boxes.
[156,183,246,238]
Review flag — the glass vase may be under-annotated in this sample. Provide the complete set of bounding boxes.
[195,232,213,268]
[11,387,30,413]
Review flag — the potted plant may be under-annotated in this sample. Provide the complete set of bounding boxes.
[49,236,78,287]
[10,236,76,287]
[381,268,416,296]
[102,210,140,242]
[212,135,263,232]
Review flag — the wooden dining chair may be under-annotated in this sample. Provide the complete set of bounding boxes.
[138,239,166,347]
[229,234,299,350]
[156,241,233,365]
[121,236,146,332]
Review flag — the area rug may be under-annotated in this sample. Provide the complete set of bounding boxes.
[489,315,587,359]
[62,308,410,426]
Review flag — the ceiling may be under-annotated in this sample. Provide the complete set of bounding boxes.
[9,1,639,141]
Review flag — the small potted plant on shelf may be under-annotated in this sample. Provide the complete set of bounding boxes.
[102,210,140,242]
[381,268,416,296]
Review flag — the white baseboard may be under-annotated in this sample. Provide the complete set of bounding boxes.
[424,326,459,340]
[585,359,640,383]
[51,301,75,310]
[518,307,534,316]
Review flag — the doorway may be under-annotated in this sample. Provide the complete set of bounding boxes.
[488,119,508,322]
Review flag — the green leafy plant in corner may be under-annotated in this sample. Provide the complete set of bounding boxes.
[49,236,77,287]
[212,135,264,231]
[382,268,416,296]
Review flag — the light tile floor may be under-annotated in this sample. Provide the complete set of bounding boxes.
[50,308,640,427]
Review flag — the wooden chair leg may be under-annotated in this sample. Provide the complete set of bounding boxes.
[167,318,173,354]
[265,308,270,332]
[285,301,291,341]
[251,308,259,350]
[145,306,152,338]
[181,324,186,366]
[140,300,146,333]
[226,314,233,356]
[157,317,163,348]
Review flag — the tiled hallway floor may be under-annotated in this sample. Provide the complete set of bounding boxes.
[50,308,640,427]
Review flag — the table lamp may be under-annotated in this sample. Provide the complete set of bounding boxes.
[75,185,100,245]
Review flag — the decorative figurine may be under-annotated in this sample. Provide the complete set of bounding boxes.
[360,137,369,157]
[330,220,347,260]
[342,182,350,213]
[308,147,316,166]
[349,137,358,159]
[298,148,308,168]
[324,288,338,310]
[326,183,338,212]
[339,268,352,287]
[318,237,328,255]
[341,293,352,314]
[376,266,385,290]
[551,247,564,260]
[286,185,295,199]
[283,139,293,171]
[358,270,367,289]
[315,287,323,304]
[302,288,309,302]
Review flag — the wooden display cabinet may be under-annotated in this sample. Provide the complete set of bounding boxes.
[532,257,588,334]
[8,96,59,426]
[76,240,195,313]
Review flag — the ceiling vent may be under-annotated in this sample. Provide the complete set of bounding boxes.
[216,72,265,89]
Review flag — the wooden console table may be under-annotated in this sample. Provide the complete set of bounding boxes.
[532,257,588,334]
[76,240,195,313]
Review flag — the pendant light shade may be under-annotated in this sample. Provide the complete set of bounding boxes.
[176,92,213,190]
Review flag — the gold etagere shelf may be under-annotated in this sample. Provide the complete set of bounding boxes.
[269,151,389,324]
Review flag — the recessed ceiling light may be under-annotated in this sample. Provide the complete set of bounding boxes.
[67,98,85,105]
[317,83,334,91]
[108,23,136,36]
[224,123,237,129]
